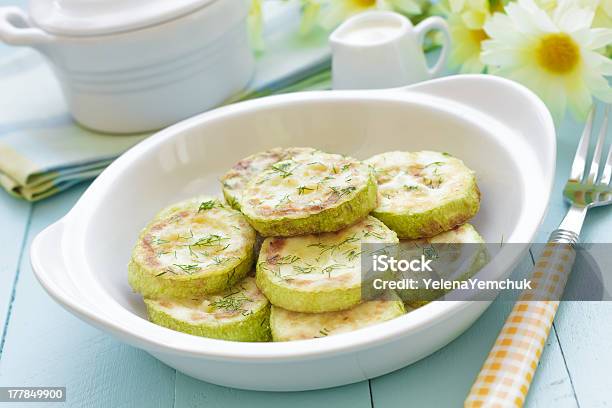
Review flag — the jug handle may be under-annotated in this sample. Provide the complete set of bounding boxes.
[414,16,450,78]
[0,7,54,47]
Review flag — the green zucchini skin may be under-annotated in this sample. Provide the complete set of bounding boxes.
[246,176,378,237]
[128,253,254,300]
[240,150,378,237]
[372,188,480,239]
[366,151,480,239]
[128,197,256,300]
[270,295,405,341]
[147,302,270,342]
[396,223,488,304]
[145,277,271,342]
[256,272,361,314]
[256,216,398,313]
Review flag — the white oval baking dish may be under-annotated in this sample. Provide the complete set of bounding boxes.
[30,75,555,391]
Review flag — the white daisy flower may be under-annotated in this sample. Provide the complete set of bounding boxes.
[435,0,501,73]
[482,0,612,121]
[536,0,611,56]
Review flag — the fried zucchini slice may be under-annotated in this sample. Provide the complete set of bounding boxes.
[145,277,271,342]
[220,147,316,210]
[128,197,256,300]
[404,300,430,309]
[365,151,480,239]
[241,150,377,237]
[270,294,404,341]
[256,216,398,313]
[396,223,488,304]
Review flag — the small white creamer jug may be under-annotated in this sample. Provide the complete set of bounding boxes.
[330,11,450,90]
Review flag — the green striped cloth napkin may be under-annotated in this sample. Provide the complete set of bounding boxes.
[0,6,331,201]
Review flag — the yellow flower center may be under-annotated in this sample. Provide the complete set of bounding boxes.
[536,33,580,74]
[471,29,488,45]
[352,0,376,8]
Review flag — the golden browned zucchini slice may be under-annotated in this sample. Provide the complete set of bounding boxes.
[397,223,488,304]
[365,151,480,239]
[128,197,256,299]
[241,150,378,237]
[256,216,398,313]
[270,294,404,341]
[220,147,316,210]
[145,277,270,342]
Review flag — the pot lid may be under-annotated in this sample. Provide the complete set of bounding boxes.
[29,0,218,36]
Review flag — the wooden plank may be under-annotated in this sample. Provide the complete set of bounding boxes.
[174,372,372,408]
[0,192,30,348]
[0,0,31,344]
[0,184,176,407]
[553,302,612,407]
[369,257,578,408]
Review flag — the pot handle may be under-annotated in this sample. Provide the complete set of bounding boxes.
[0,7,54,46]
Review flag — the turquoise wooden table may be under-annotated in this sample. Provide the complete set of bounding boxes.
[1,4,612,407]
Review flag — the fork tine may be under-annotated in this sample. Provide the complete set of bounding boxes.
[588,105,609,184]
[599,105,611,185]
[570,108,595,182]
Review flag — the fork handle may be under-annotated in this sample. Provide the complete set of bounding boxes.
[465,230,578,407]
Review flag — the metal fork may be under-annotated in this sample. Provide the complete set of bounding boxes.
[465,104,611,408]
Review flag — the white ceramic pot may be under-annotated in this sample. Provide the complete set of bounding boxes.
[30,75,556,391]
[0,0,254,133]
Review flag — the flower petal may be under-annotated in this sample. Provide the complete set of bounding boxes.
[300,0,321,35]
[319,2,351,30]
[391,0,422,14]
[247,0,265,53]
[460,56,486,73]
[450,0,465,13]
[598,55,612,75]
[481,46,524,68]
[484,12,525,43]
[509,0,557,33]
[539,76,568,122]
[589,28,612,50]
[583,50,612,75]
[603,0,612,17]
[585,71,612,103]
[553,0,594,33]
[462,10,487,29]
[565,80,593,121]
